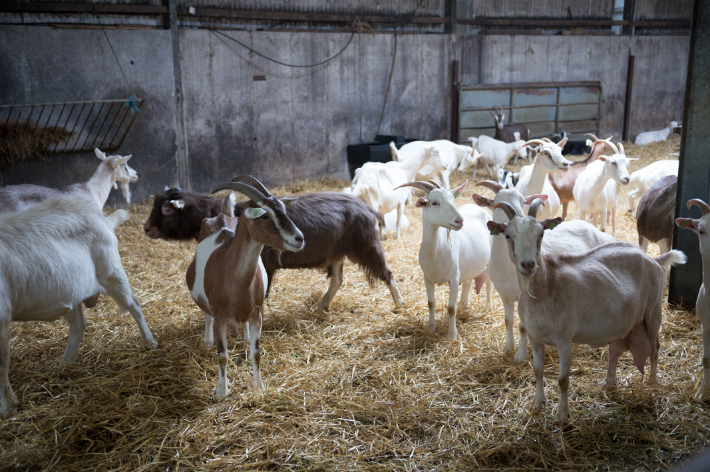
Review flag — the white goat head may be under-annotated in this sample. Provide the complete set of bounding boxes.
[458,149,489,172]
[523,138,572,173]
[598,140,638,185]
[677,199,710,252]
[487,199,562,283]
[396,179,468,231]
[94,148,138,203]
[424,146,448,172]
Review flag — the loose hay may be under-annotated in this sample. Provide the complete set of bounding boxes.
[3,135,710,471]
[0,119,74,167]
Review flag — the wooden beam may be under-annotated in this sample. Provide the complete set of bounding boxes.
[185,7,449,24]
[0,1,167,14]
[457,18,690,28]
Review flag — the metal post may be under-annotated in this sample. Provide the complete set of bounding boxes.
[622,0,635,35]
[669,0,710,307]
[451,60,459,143]
[622,55,635,142]
[168,0,190,189]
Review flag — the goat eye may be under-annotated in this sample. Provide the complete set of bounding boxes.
[505,235,510,239]
[262,215,269,220]
[612,162,618,166]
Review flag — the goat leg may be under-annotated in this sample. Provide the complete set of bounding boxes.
[60,305,87,365]
[0,316,18,419]
[316,259,345,313]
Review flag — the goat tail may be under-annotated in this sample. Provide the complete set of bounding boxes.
[106,209,130,231]
[655,250,687,271]
[389,141,399,161]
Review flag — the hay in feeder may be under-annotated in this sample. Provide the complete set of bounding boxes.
[3,135,709,471]
[0,119,74,167]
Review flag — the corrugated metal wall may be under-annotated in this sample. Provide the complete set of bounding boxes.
[635,0,693,20]
[174,0,442,16]
[470,0,613,19]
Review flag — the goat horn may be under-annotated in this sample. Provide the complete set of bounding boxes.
[493,201,518,221]
[426,179,442,189]
[584,133,599,141]
[688,199,710,215]
[541,138,554,143]
[522,139,546,147]
[230,175,272,197]
[394,181,437,194]
[600,138,620,155]
[476,180,504,194]
[618,142,626,155]
[211,181,266,203]
[527,198,547,218]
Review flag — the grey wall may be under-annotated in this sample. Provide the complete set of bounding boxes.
[0,25,690,202]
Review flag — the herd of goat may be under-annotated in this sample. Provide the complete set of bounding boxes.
[0,116,705,423]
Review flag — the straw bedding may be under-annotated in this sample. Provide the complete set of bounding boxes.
[2,135,709,471]
[0,119,74,167]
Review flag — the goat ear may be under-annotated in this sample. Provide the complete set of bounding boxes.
[415,197,428,208]
[221,194,236,217]
[472,193,493,209]
[676,218,699,232]
[524,194,548,205]
[541,217,563,231]
[452,179,468,199]
[503,110,509,118]
[599,155,608,162]
[246,207,267,219]
[280,196,298,206]
[164,185,170,192]
[171,199,185,209]
[123,154,132,163]
[490,111,496,118]
[95,148,106,160]
[487,221,506,235]
[627,158,639,162]
[557,137,568,148]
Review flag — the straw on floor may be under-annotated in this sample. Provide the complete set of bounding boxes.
[2,135,709,471]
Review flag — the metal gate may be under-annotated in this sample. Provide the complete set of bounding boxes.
[457,81,602,143]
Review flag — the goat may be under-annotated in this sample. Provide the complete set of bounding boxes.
[496,168,519,189]
[634,121,679,145]
[573,139,637,236]
[676,199,710,400]
[347,145,446,238]
[548,133,610,220]
[491,108,530,146]
[396,179,491,340]
[473,181,614,363]
[473,134,528,179]
[0,148,137,214]
[627,159,679,213]
[391,140,475,190]
[186,176,305,397]
[514,138,571,220]
[489,198,685,421]
[637,175,677,254]
[0,196,158,418]
[145,187,404,314]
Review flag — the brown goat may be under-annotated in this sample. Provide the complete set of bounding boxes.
[492,108,530,144]
[145,187,404,312]
[547,133,609,220]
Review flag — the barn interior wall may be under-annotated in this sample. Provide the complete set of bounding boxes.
[0,25,689,200]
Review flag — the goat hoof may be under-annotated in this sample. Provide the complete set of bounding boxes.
[315,306,328,314]
[60,353,78,365]
[0,401,18,419]
[554,410,571,422]
[144,339,159,350]
[427,323,437,332]
[695,386,710,401]
[599,378,616,389]
[513,352,528,364]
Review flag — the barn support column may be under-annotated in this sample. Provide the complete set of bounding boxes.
[168,0,190,189]
[669,0,710,307]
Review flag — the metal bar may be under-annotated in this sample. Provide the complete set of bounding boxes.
[623,0,635,35]
[61,104,83,152]
[0,1,167,15]
[100,102,122,149]
[170,0,190,189]
[456,18,688,28]
[11,106,23,133]
[45,104,57,152]
[669,0,710,307]
[186,7,450,24]
[451,60,459,143]
[49,103,67,153]
[114,100,143,150]
[160,0,170,30]
[108,107,130,149]
[623,55,635,141]
[90,102,114,150]
[72,103,95,153]
[461,81,601,90]
[459,101,602,112]
[555,85,561,134]
[29,105,45,136]
[0,99,132,109]
[79,102,105,151]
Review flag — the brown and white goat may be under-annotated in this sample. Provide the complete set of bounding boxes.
[488,199,685,421]
[147,188,404,313]
[186,176,304,397]
[637,175,677,254]
[491,108,530,144]
[547,133,609,220]
[0,148,137,214]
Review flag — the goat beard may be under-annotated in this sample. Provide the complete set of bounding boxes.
[519,274,536,299]
[119,181,131,204]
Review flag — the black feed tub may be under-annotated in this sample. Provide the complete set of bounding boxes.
[346,135,418,179]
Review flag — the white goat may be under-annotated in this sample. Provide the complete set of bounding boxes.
[0,148,138,214]
[514,138,571,220]
[573,139,637,236]
[634,121,679,145]
[676,199,710,400]
[471,134,528,179]
[186,176,304,397]
[489,198,685,421]
[396,179,491,340]
[627,159,679,213]
[0,196,158,418]
[391,140,474,190]
[473,181,614,363]
[346,146,446,239]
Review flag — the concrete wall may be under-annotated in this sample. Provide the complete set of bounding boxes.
[0,25,689,202]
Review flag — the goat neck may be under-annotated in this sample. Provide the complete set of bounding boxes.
[396,148,442,182]
[85,155,134,208]
[525,144,571,194]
